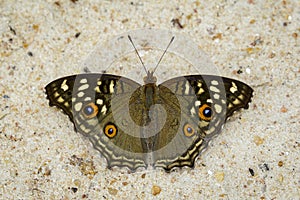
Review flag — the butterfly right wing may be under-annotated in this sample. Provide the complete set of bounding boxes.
[153,75,253,171]
[45,73,147,171]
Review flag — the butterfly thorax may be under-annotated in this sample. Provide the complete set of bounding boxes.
[130,71,160,127]
[140,71,160,124]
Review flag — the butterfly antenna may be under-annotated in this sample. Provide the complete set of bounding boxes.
[153,36,175,74]
[128,35,148,74]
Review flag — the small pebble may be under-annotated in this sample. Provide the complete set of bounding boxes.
[214,171,225,182]
[280,106,288,113]
[152,185,161,196]
[249,168,255,176]
[253,135,264,146]
[108,187,118,195]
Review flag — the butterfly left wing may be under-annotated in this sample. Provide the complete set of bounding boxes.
[153,75,253,171]
[45,73,148,171]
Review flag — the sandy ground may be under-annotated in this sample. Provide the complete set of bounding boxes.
[0,0,299,199]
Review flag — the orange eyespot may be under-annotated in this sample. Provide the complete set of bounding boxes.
[82,102,98,118]
[198,104,212,121]
[183,123,195,137]
[104,123,117,138]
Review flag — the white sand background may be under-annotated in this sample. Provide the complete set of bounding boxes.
[0,0,299,199]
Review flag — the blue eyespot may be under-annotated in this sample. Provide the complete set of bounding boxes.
[198,104,212,121]
[187,127,193,133]
[203,107,212,118]
[84,105,94,115]
[108,128,114,134]
[104,123,118,138]
[183,123,195,137]
[82,102,98,118]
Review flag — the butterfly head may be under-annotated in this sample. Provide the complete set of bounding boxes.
[143,71,157,84]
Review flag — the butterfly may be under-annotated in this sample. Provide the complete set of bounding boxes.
[45,36,253,171]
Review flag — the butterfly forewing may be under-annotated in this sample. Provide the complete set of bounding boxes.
[45,75,76,122]
[221,77,254,117]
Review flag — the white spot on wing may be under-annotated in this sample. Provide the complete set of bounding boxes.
[80,124,90,133]
[57,97,64,103]
[84,97,91,101]
[54,92,60,98]
[184,81,190,95]
[195,100,201,107]
[214,104,222,113]
[80,78,88,84]
[61,80,69,91]
[109,81,115,93]
[209,86,220,93]
[213,93,220,99]
[64,102,69,107]
[190,107,196,116]
[78,84,89,91]
[96,99,103,105]
[95,86,100,93]
[238,94,244,100]
[74,102,83,112]
[77,91,84,97]
[230,82,238,93]
[232,98,241,105]
[197,88,205,95]
[101,105,107,114]
[211,80,219,85]
[199,120,209,128]
[207,99,213,103]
